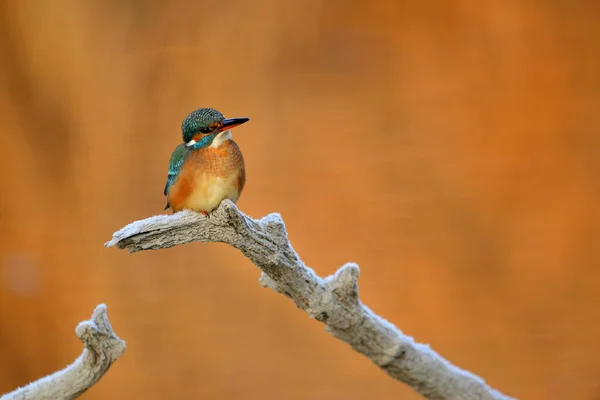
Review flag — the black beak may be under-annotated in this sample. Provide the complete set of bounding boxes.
[217,117,250,132]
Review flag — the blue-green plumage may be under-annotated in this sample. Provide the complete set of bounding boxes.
[181,108,225,143]
[164,144,188,208]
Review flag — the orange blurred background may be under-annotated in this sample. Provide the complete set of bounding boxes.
[1,1,599,399]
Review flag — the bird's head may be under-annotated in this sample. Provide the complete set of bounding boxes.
[181,108,249,149]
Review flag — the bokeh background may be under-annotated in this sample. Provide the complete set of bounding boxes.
[1,0,599,399]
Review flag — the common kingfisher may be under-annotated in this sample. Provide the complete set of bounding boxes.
[163,108,250,215]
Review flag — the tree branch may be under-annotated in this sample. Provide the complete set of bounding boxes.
[105,200,512,400]
[1,304,125,400]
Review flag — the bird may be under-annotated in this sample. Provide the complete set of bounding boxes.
[163,107,250,215]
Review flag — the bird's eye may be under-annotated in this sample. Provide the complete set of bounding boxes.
[199,127,211,133]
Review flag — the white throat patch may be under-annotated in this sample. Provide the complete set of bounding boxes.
[186,139,197,147]
[210,130,232,148]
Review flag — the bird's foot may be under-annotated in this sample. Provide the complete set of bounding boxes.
[200,211,209,217]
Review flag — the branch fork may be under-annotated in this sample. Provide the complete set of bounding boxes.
[105,200,513,400]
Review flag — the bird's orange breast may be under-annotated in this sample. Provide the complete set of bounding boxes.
[168,140,245,213]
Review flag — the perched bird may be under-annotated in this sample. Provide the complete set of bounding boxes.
[164,108,250,215]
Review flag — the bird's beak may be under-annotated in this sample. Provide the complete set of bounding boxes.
[217,117,250,133]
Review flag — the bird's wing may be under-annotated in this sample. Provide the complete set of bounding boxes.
[164,144,190,207]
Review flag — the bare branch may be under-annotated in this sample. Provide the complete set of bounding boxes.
[1,304,125,400]
[106,200,512,400]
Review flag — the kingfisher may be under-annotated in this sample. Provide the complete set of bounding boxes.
[163,108,250,215]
